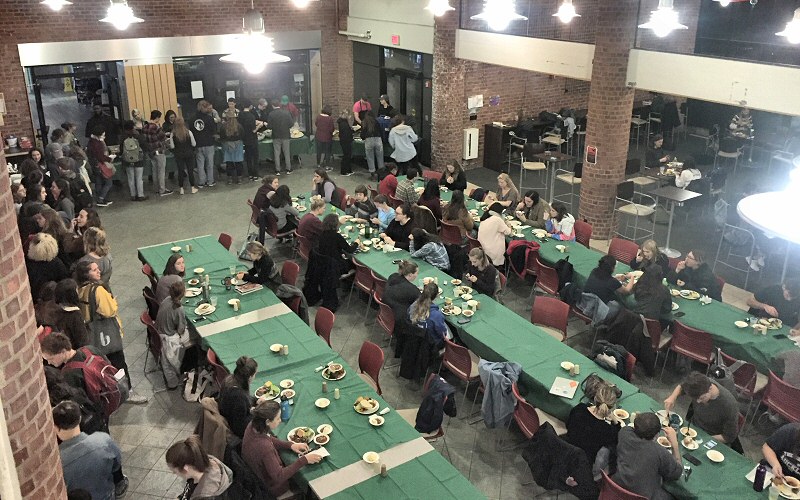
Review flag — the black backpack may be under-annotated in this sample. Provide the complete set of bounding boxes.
[554,257,574,292]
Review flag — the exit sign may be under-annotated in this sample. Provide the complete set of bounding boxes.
[391,35,400,45]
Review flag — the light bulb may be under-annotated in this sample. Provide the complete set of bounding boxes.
[245,62,267,74]
[41,0,72,11]
[425,0,455,17]
[292,0,311,7]
[777,9,800,44]
[100,1,144,30]
[553,0,580,23]
[470,0,527,32]
[718,0,731,6]
[638,0,688,38]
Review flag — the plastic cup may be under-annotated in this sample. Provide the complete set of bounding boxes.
[210,297,218,307]
[229,265,236,276]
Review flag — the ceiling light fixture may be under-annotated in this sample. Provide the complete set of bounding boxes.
[292,0,311,7]
[220,1,290,74]
[553,0,580,23]
[777,7,800,44]
[40,0,72,11]
[99,0,144,30]
[638,0,688,38]
[714,0,732,6]
[425,0,455,17]
[470,0,527,31]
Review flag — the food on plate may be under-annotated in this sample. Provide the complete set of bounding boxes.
[462,309,474,317]
[281,389,295,399]
[289,427,315,443]
[354,396,378,412]
[255,381,279,398]
[317,424,333,435]
[363,451,379,463]
[369,415,385,426]
[679,427,697,438]
[314,434,329,445]
[324,363,345,380]
[760,317,783,330]
[613,409,629,420]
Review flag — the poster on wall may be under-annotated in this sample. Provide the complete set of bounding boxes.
[586,145,597,165]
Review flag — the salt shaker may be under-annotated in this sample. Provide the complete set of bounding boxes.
[322,381,328,393]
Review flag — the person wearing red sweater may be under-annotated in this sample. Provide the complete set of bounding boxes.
[315,105,335,171]
[379,163,399,197]
[241,400,323,497]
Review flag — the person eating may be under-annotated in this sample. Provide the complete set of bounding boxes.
[630,239,670,272]
[671,249,722,301]
[747,279,800,329]
[763,422,800,481]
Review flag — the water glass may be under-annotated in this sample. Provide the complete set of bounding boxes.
[229,265,237,276]
[210,296,218,307]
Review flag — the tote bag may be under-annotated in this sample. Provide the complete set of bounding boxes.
[87,284,124,355]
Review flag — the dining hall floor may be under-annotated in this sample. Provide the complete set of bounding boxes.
[99,149,787,499]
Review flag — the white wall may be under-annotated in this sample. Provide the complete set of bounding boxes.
[347,0,434,54]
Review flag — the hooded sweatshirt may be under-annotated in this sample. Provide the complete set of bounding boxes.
[179,455,233,500]
[389,123,418,163]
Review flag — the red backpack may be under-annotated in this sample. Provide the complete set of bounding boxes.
[64,347,123,418]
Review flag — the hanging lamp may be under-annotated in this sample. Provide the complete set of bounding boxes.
[40,0,72,11]
[220,1,290,74]
[425,0,455,17]
[638,0,688,38]
[470,0,527,31]
[99,0,144,30]
[777,7,800,44]
[553,0,580,23]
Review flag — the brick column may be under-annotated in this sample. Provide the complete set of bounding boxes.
[431,10,466,172]
[0,146,66,498]
[579,0,640,239]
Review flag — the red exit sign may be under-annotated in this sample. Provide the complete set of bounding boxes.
[391,35,400,45]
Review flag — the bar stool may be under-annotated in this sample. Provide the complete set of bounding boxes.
[507,131,526,174]
[630,115,648,150]
[647,112,662,138]
[519,143,548,193]
[552,162,582,213]
[541,133,566,152]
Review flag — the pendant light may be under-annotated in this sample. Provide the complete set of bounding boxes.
[470,0,527,31]
[638,0,688,38]
[553,0,580,23]
[40,0,72,11]
[220,1,290,75]
[713,0,732,6]
[776,8,800,44]
[99,0,144,30]
[425,0,455,17]
[292,0,311,7]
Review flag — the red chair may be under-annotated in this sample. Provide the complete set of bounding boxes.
[358,340,385,395]
[333,187,348,210]
[759,371,800,423]
[288,296,301,315]
[296,234,312,263]
[371,271,387,303]
[507,383,566,441]
[520,248,540,282]
[599,470,647,500]
[422,170,443,182]
[608,237,638,265]
[246,199,260,238]
[388,193,404,209]
[530,296,569,342]
[374,297,395,346]
[715,275,726,300]
[574,219,592,248]
[495,272,507,302]
[141,263,158,290]
[625,352,637,382]
[314,307,335,348]
[466,233,482,252]
[140,311,162,374]
[397,373,448,443]
[348,258,374,309]
[532,256,559,297]
[206,349,230,390]
[439,220,464,246]
[439,338,480,408]
[644,316,671,369]
[281,261,300,287]
[262,210,296,242]
[667,257,680,272]
[660,321,714,379]
[218,232,233,251]
[719,350,766,420]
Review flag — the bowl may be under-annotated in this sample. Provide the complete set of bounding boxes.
[270,344,283,353]
[369,415,385,427]
[317,424,333,435]
[280,379,294,389]
[363,451,380,464]
[613,409,629,420]
[680,427,697,438]
[314,434,330,445]
[555,244,566,251]
[194,267,205,275]
[560,361,574,371]
[170,246,182,252]
[461,294,473,301]
[281,389,295,399]
[462,309,474,317]
[315,398,331,409]
[187,278,200,286]
[734,321,748,329]
[657,436,671,448]
[706,449,724,463]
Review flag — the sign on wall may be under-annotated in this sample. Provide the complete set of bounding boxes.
[586,145,597,165]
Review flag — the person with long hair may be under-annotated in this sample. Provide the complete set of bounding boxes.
[629,264,672,320]
[53,278,90,349]
[26,233,69,299]
[171,117,198,194]
[220,109,245,184]
[763,423,800,481]
[315,104,335,172]
[384,260,421,344]
[268,185,300,235]
[361,112,384,178]
[11,183,25,214]
[156,253,186,303]
[242,400,323,497]
[565,381,623,464]
[35,206,71,261]
[311,168,337,204]
[371,194,396,231]
[409,228,450,271]
[78,227,113,286]
[254,175,279,211]
[28,147,47,173]
[162,109,177,134]
[630,239,670,272]
[64,208,102,261]
[218,356,260,439]
[545,202,576,241]
[442,159,467,192]
[488,173,520,210]
[388,114,419,175]
[515,190,550,229]
[418,178,442,221]
[442,190,474,237]
[314,214,360,310]
[238,241,278,285]
[156,280,191,389]
[22,181,47,215]
[645,134,670,169]
[408,282,450,348]
[166,435,233,500]
[478,202,512,267]
[465,247,498,296]
[585,254,634,304]
[86,126,114,206]
[51,178,75,220]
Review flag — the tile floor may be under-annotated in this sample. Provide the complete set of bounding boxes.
[100,155,782,499]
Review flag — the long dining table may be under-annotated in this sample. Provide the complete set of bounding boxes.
[137,236,484,499]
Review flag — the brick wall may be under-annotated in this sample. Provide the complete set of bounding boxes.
[0,144,66,499]
[0,0,353,139]
[579,0,640,239]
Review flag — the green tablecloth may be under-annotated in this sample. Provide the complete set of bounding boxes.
[332,138,394,158]
[326,450,485,500]
[618,392,764,500]
[258,136,314,160]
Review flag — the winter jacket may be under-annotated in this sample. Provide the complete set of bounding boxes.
[196,398,233,467]
[237,110,259,146]
[506,239,541,278]
[267,107,294,140]
[415,375,457,433]
[315,114,335,142]
[479,360,522,429]
[337,117,354,144]
[179,455,233,500]
[390,124,419,163]
[384,273,421,332]
[192,112,217,147]
[672,262,722,301]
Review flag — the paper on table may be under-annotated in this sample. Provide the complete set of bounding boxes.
[550,377,579,399]
[313,446,330,458]
[745,464,774,485]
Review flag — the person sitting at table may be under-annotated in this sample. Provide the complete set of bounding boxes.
[165,435,233,500]
[671,249,722,301]
[629,264,671,320]
[409,228,450,271]
[747,279,800,328]
[311,168,337,204]
[381,203,413,250]
[379,163,399,197]
[218,356,260,439]
[442,190,474,238]
[156,253,185,304]
[417,178,442,222]
[763,422,800,481]
[239,241,278,285]
[155,280,192,390]
[371,194,396,231]
[408,282,451,349]
[663,371,743,453]
[515,190,550,229]
[486,173,519,211]
[465,248,498,297]
[267,185,300,236]
[585,255,635,305]
[441,159,467,192]
[645,134,670,169]
[674,156,698,189]
[478,202,512,267]
[253,176,279,212]
[297,196,325,244]
[545,202,576,241]
[395,167,420,205]
[242,400,322,498]
[612,412,683,500]
[565,381,622,465]
[629,239,670,272]
[345,184,377,223]
[730,106,753,133]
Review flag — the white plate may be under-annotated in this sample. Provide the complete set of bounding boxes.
[187,278,200,286]
[270,343,283,353]
[315,398,330,409]
[555,244,566,251]
[254,385,280,400]
[170,246,182,252]
[442,306,462,316]
[656,436,671,448]
[317,424,333,435]
[680,427,697,438]
[681,438,699,450]
[287,427,315,443]
[369,415,385,427]
[462,309,474,317]
[280,379,294,389]
[363,451,380,464]
[656,410,683,427]
[734,320,748,328]
[314,434,330,446]
[354,399,380,415]
[706,449,724,463]
[185,287,202,297]
[194,304,215,316]
[194,267,205,274]
[461,294,473,301]
[451,279,462,285]
[280,389,295,399]
[613,409,629,420]
[671,302,680,311]
[560,361,574,371]
[321,367,346,381]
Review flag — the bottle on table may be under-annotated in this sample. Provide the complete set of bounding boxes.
[280,398,291,422]
[753,463,767,492]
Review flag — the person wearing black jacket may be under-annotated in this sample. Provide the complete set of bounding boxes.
[671,249,722,301]
[382,204,414,250]
[383,261,421,358]
[218,356,258,439]
[337,111,354,175]
[239,241,277,285]
[238,99,261,181]
[192,100,219,187]
[645,134,670,169]
[441,159,467,192]
[84,104,120,145]
[465,248,498,297]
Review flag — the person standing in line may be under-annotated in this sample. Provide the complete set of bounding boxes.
[84,104,120,145]
[238,98,262,181]
[119,120,149,202]
[142,110,172,196]
[220,110,245,185]
[171,117,199,195]
[268,99,295,175]
[280,95,300,123]
[361,112,384,180]
[192,100,218,187]
[388,115,419,175]
[315,105,335,172]
[337,110,354,176]
[85,127,115,207]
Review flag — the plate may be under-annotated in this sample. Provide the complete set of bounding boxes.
[760,317,784,330]
[315,398,330,409]
[656,436,671,448]
[362,240,372,246]
[680,427,697,438]
[194,304,215,316]
[369,415,385,427]
[254,383,280,400]
[297,206,307,212]
[670,289,681,297]
[185,287,202,297]
[451,279,462,285]
[681,437,699,450]
[363,451,380,464]
[194,267,205,274]
[280,379,294,389]
[187,278,200,286]
[455,286,473,295]
[555,244,566,251]
[514,233,524,238]
[613,409,629,420]
[560,361,574,371]
[775,477,800,499]
[462,309,474,317]
[461,293,473,301]
[656,410,683,427]
[317,424,333,435]
[314,434,330,446]
[734,320,749,328]
[322,366,346,381]
[270,343,283,353]
[422,277,436,285]
[706,450,724,463]
[287,427,315,444]
[442,306,462,316]
[680,290,700,300]
[354,397,380,415]
[671,302,680,311]
[280,389,295,399]
[170,246,182,252]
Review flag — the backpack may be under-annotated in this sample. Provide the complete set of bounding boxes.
[64,347,124,418]
[122,135,143,164]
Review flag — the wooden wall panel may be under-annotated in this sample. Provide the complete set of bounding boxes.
[124,63,179,122]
